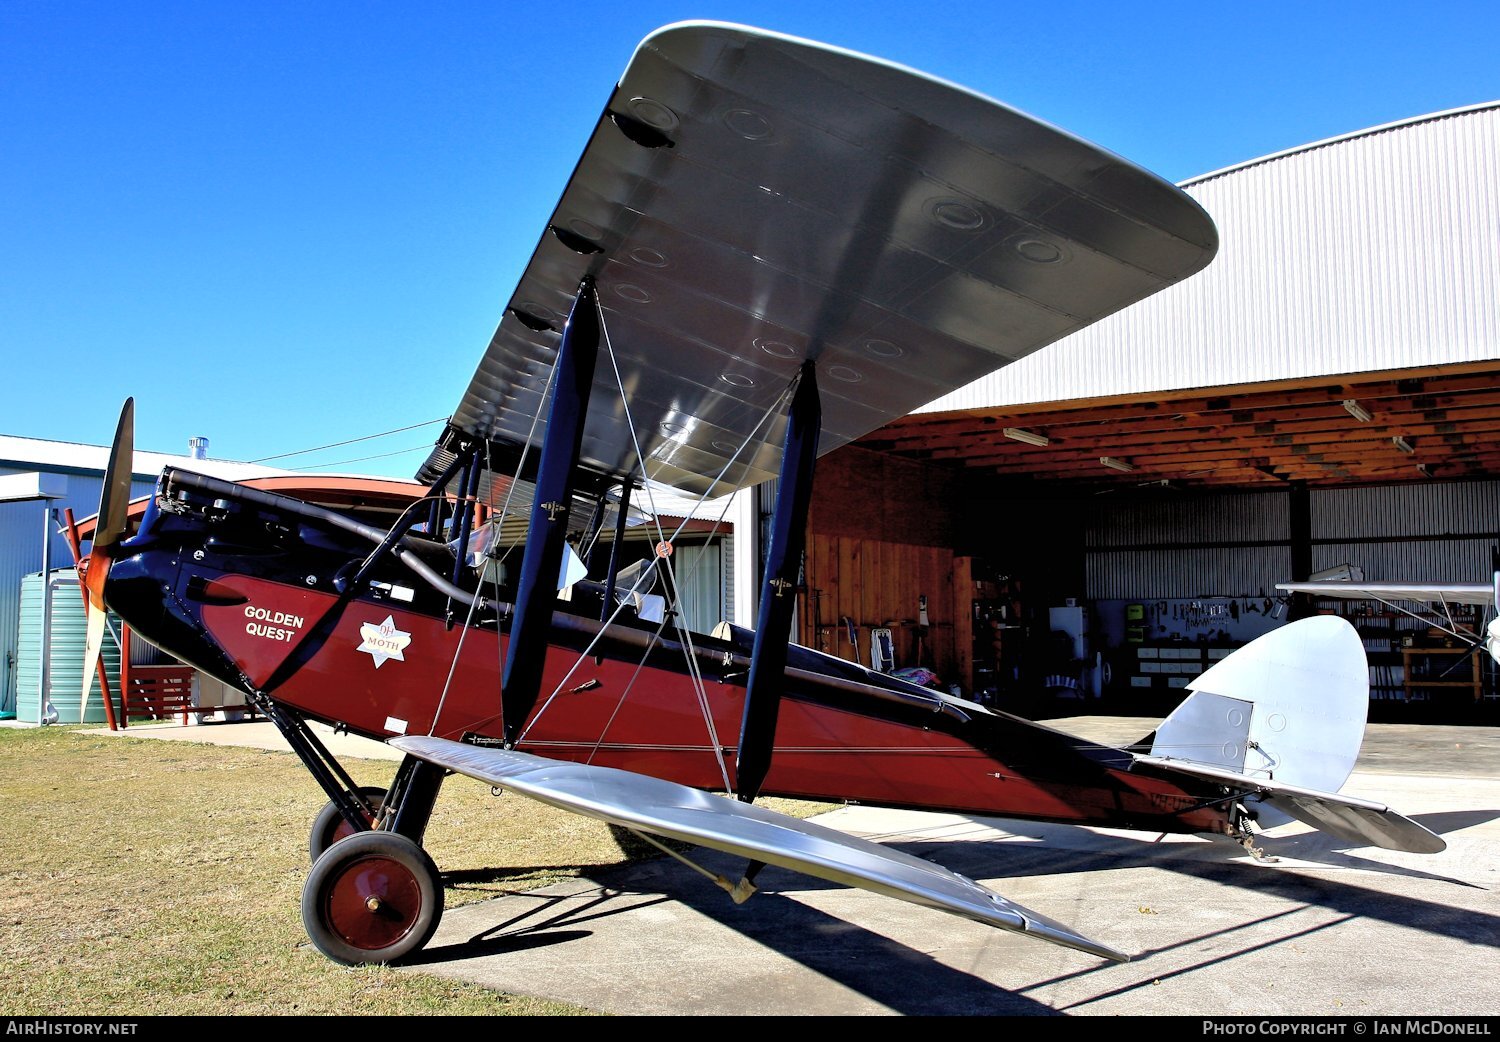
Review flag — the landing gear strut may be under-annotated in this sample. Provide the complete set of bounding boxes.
[308,786,388,862]
[252,694,453,963]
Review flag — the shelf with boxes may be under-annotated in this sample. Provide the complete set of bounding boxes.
[1343,610,1405,700]
[1308,600,1490,704]
[953,556,1030,703]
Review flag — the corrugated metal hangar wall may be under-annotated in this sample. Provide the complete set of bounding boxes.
[0,470,156,717]
[1086,480,1500,600]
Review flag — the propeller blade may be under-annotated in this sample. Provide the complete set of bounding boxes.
[81,398,134,722]
[80,594,108,723]
[95,397,135,552]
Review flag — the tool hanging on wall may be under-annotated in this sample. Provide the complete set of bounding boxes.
[810,588,830,652]
[842,616,859,664]
[916,594,930,668]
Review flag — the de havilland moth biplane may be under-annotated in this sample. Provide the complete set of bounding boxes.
[81,23,1445,968]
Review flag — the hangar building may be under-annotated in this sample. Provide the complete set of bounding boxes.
[795,102,1500,719]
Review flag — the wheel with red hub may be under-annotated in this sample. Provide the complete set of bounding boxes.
[308,786,388,862]
[301,831,444,965]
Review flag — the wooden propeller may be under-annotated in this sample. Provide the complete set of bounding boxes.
[81,398,134,721]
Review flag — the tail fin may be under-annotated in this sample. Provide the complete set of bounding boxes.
[1148,616,1367,795]
[1141,617,1445,852]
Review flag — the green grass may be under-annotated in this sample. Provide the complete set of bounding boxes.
[0,727,830,1015]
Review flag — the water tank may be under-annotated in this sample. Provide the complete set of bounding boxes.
[15,569,121,725]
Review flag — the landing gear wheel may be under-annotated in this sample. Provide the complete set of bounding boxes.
[308,786,387,862]
[301,831,444,965]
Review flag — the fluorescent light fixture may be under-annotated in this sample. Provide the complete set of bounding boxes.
[1099,456,1135,473]
[1343,399,1373,422]
[1002,427,1049,447]
[1392,436,1415,454]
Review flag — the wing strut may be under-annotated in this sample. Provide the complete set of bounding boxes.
[598,481,633,623]
[502,278,602,743]
[737,363,820,802]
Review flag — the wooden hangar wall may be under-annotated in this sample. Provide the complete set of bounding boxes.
[799,445,1091,684]
[800,446,960,678]
[800,441,1500,699]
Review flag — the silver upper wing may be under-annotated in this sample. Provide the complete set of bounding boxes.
[390,736,1128,962]
[420,21,1218,496]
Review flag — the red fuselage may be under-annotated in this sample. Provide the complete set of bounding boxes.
[105,472,1233,838]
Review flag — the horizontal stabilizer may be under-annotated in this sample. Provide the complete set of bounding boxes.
[1133,754,1445,854]
[391,736,1127,962]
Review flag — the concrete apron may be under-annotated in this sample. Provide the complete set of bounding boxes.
[88,716,1500,1015]
[411,776,1498,1016]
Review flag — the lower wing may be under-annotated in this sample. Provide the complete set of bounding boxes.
[390,735,1127,962]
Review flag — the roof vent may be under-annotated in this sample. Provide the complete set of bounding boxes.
[189,436,209,460]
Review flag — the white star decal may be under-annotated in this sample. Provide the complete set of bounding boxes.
[356,615,412,669]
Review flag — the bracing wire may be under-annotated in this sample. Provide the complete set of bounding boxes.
[518,309,794,793]
[428,360,560,738]
[586,487,742,770]
[456,295,794,791]
[515,548,682,742]
[595,317,730,788]
[249,418,447,463]
[593,312,798,793]
[586,612,676,765]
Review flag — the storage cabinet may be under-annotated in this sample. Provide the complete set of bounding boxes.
[953,556,1027,701]
[1126,643,1234,692]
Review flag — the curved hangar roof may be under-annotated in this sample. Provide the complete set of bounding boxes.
[920,102,1500,412]
[868,103,1500,490]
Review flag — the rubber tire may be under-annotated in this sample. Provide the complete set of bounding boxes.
[308,786,388,863]
[301,830,444,966]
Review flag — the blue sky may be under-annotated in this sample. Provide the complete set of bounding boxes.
[4,1,1496,477]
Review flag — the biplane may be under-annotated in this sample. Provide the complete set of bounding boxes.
[1280,572,1500,664]
[81,23,1445,970]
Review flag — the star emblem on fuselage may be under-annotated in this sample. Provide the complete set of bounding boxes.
[356,615,412,669]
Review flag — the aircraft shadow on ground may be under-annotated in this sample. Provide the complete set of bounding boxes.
[416,816,1495,1012]
[1409,808,1500,834]
[426,854,1065,1015]
[914,822,1499,950]
[401,929,593,967]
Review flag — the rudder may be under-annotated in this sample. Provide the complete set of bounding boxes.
[1148,616,1368,796]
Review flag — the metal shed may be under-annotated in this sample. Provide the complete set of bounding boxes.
[0,435,284,718]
